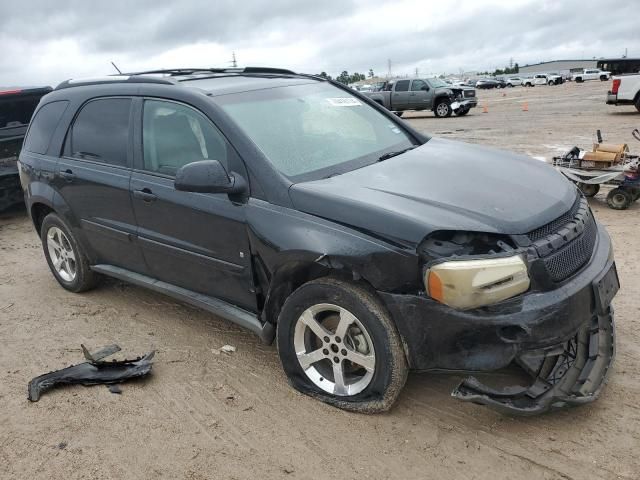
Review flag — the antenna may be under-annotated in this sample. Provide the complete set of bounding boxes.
[111,62,122,74]
[230,52,238,68]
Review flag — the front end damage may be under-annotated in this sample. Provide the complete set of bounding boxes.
[452,305,615,415]
[379,195,619,415]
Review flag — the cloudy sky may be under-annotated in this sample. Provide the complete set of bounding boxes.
[1,0,637,86]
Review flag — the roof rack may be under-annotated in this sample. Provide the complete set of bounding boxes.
[126,67,298,77]
[55,75,176,90]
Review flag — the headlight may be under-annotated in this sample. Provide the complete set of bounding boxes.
[424,255,530,310]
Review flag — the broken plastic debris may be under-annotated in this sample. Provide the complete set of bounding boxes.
[27,344,154,402]
[220,345,236,354]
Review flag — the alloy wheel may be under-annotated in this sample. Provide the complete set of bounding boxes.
[294,303,376,396]
[46,227,77,282]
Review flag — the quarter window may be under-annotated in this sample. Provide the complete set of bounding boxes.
[142,100,228,176]
[70,98,131,166]
[394,80,410,92]
[23,101,69,155]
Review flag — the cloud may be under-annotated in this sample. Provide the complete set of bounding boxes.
[0,0,636,86]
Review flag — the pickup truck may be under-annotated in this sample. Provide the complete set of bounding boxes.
[0,86,52,211]
[572,69,611,83]
[606,73,640,112]
[363,78,477,117]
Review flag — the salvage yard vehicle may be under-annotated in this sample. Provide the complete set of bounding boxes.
[572,68,611,83]
[505,76,523,87]
[363,77,477,117]
[606,73,640,112]
[0,86,52,211]
[19,67,618,415]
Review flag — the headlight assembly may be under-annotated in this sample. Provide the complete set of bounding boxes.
[424,255,530,310]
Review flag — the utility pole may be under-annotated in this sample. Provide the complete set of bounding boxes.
[509,57,514,69]
[387,59,392,79]
[230,52,237,68]
[415,67,419,77]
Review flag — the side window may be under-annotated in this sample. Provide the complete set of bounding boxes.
[394,80,410,92]
[69,98,131,166]
[411,80,427,91]
[23,101,69,155]
[142,100,228,177]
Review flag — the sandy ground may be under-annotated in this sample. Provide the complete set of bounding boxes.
[1,81,639,480]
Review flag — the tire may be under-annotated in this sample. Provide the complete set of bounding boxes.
[606,188,633,210]
[394,111,404,117]
[576,77,583,83]
[40,213,98,292]
[635,97,640,113]
[434,99,452,118]
[507,83,513,88]
[276,277,408,413]
[578,183,600,197]
[456,107,470,116]
[600,75,607,81]
[548,81,554,86]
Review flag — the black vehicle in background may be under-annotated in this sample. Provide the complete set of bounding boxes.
[0,86,52,211]
[19,68,618,415]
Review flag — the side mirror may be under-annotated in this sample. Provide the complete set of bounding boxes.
[421,85,430,91]
[174,160,247,195]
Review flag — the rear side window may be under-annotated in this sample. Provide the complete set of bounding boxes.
[395,80,410,92]
[69,98,131,166]
[23,101,69,155]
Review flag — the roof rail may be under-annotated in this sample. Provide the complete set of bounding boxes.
[55,75,176,90]
[126,67,298,77]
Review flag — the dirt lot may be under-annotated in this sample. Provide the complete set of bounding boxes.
[1,81,639,480]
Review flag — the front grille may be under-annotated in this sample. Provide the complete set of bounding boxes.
[528,195,581,241]
[464,90,475,97]
[528,196,597,282]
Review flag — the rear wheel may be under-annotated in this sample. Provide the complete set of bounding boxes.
[434,100,452,118]
[40,213,98,292]
[606,188,633,210]
[635,97,640,113]
[600,75,607,81]
[277,277,408,413]
[578,183,600,197]
[576,77,583,83]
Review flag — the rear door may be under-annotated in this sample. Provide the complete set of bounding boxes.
[391,80,411,110]
[130,98,256,311]
[56,97,147,273]
[408,79,432,110]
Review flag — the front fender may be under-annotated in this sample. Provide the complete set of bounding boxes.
[246,199,419,293]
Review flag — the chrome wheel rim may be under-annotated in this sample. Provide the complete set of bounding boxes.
[46,227,77,282]
[436,103,449,116]
[294,303,375,396]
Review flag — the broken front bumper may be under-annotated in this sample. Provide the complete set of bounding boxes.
[380,222,618,414]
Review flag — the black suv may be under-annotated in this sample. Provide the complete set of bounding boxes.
[1,86,52,211]
[19,68,618,414]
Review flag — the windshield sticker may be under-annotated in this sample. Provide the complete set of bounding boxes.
[326,97,362,107]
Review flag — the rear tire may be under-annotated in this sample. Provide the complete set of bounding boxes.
[576,77,583,83]
[434,100,452,118]
[276,277,408,413]
[606,188,633,210]
[40,213,98,293]
[600,75,607,81]
[578,183,600,197]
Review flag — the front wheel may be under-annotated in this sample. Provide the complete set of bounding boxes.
[40,213,98,292]
[600,75,608,81]
[456,107,470,116]
[606,188,633,210]
[276,277,408,413]
[434,100,452,118]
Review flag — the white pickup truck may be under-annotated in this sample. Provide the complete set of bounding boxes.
[606,74,640,112]
[572,68,611,82]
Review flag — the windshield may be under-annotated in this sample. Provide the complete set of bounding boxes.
[427,78,449,88]
[215,82,416,180]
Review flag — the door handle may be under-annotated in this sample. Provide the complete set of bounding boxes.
[133,188,157,203]
[59,169,75,181]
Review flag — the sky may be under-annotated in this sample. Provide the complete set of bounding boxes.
[1,0,638,86]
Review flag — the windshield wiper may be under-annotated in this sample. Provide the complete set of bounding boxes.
[378,146,416,162]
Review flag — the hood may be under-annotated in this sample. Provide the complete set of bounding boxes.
[289,138,577,246]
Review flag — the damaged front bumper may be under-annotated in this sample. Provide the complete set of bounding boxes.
[380,223,618,415]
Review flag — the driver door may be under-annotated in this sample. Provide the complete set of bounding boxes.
[408,79,432,110]
[130,98,256,310]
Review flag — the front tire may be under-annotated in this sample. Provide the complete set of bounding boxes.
[434,100,452,118]
[456,107,470,116]
[40,213,98,292]
[276,277,408,413]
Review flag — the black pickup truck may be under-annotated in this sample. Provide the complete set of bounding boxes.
[363,77,477,117]
[1,86,52,211]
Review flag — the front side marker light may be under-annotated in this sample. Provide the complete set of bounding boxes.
[425,255,530,310]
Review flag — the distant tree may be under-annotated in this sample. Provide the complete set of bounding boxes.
[318,71,332,80]
[336,70,350,84]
